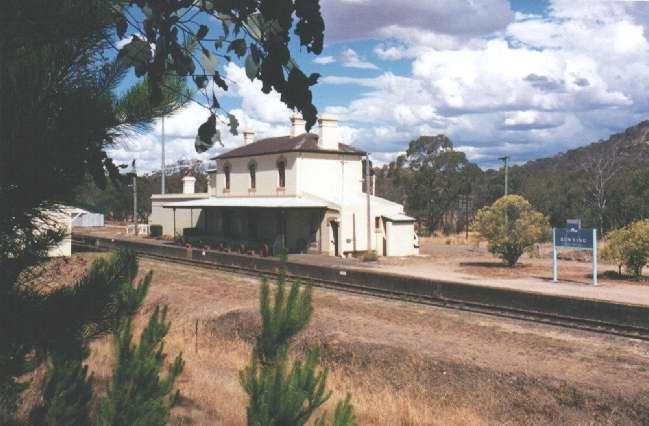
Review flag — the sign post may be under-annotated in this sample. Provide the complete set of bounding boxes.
[552,228,558,282]
[552,224,598,286]
[592,228,598,286]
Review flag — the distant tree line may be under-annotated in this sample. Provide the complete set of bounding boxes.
[375,122,649,235]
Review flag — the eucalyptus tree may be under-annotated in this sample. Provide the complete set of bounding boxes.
[112,0,325,151]
[400,135,480,232]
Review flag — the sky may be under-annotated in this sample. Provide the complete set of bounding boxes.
[109,0,649,172]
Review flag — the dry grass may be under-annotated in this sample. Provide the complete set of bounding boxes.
[20,253,649,425]
[423,232,480,247]
[85,315,487,425]
[324,370,486,426]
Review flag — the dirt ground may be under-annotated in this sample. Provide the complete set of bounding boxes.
[25,252,649,425]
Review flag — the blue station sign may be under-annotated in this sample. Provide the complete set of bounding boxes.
[555,228,594,250]
[553,227,598,285]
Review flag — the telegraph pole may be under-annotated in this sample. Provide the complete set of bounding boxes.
[132,160,138,235]
[161,116,166,194]
[464,195,470,239]
[365,154,371,254]
[499,156,509,196]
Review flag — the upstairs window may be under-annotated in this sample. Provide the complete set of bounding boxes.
[277,159,286,188]
[224,164,231,190]
[249,161,256,189]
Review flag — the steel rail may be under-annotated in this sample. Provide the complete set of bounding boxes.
[73,240,649,342]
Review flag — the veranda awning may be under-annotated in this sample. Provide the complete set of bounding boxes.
[162,196,334,209]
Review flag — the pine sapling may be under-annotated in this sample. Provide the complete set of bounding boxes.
[30,354,93,426]
[98,305,184,425]
[240,273,356,425]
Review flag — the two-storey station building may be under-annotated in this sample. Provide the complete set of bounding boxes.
[149,114,418,257]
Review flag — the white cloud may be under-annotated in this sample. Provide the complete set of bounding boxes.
[109,1,649,171]
[108,63,293,172]
[313,55,336,65]
[500,111,565,131]
[115,35,141,49]
[220,62,292,124]
[373,44,405,61]
[320,2,649,164]
[321,0,513,41]
[339,48,378,70]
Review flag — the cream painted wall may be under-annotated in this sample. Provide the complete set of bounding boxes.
[385,221,418,256]
[297,153,364,203]
[149,194,206,236]
[216,154,297,197]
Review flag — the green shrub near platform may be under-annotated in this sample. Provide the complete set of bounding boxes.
[472,195,550,267]
[149,224,162,237]
[363,250,378,262]
[603,220,649,277]
[183,227,202,237]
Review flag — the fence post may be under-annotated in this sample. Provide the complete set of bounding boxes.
[195,319,199,353]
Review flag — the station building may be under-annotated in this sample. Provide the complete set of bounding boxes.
[149,114,418,257]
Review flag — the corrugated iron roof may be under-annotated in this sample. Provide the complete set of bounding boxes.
[212,133,366,160]
[382,212,416,222]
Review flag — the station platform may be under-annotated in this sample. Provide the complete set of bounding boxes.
[287,253,649,308]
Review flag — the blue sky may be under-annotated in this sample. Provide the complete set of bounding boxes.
[110,0,649,171]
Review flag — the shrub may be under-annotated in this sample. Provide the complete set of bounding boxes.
[362,250,378,261]
[472,195,550,266]
[149,224,163,237]
[183,227,202,237]
[603,220,649,277]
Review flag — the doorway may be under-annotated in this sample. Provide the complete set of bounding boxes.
[331,221,340,257]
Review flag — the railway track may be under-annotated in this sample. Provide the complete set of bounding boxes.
[74,240,649,342]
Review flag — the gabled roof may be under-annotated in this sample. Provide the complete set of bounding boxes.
[212,133,366,160]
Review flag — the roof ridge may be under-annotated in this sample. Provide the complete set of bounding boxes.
[212,133,365,160]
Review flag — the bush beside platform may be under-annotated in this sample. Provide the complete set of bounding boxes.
[149,224,163,237]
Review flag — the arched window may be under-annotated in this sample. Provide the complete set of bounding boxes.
[277,158,286,188]
[248,161,257,190]
[223,163,231,190]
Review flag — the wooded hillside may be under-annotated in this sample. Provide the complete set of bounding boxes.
[375,121,649,234]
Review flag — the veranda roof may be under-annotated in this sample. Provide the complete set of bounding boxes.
[162,196,333,209]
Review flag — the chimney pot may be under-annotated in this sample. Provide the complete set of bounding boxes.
[317,114,340,151]
[290,113,306,137]
[182,175,196,194]
[243,129,255,145]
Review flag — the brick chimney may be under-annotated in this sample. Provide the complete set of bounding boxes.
[290,113,306,137]
[318,114,339,151]
[243,129,255,145]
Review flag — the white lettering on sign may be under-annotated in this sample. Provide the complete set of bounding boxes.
[339,270,347,276]
[559,236,587,244]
